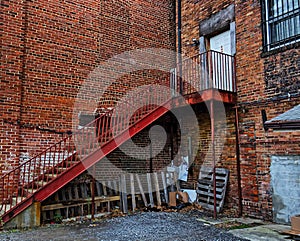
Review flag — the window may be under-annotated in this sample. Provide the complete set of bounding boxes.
[262,0,300,51]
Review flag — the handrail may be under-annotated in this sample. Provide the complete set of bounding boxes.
[171,50,236,95]
[0,83,171,215]
[0,51,236,217]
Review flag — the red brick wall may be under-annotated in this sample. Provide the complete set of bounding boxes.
[180,0,233,58]
[1,0,25,173]
[94,115,176,181]
[1,1,175,173]
[180,0,239,213]
[235,1,300,220]
[180,0,300,220]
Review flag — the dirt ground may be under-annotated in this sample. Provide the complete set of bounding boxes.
[0,209,249,241]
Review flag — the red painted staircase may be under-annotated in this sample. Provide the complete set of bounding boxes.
[0,85,173,224]
[0,51,237,225]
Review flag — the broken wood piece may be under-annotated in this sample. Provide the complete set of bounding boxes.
[130,174,136,211]
[153,172,161,207]
[136,174,148,207]
[147,173,154,207]
[161,171,168,204]
[169,192,177,207]
[102,181,108,196]
[113,180,118,195]
[168,191,189,207]
[121,174,128,213]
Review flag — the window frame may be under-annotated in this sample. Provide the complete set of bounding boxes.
[261,0,300,52]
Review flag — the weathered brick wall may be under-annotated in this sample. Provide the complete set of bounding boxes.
[264,48,300,97]
[180,0,239,213]
[1,0,24,172]
[94,115,176,181]
[1,1,176,174]
[180,0,233,58]
[235,0,300,220]
[181,0,300,220]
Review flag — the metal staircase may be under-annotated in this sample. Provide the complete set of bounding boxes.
[0,85,172,224]
[0,50,237,225]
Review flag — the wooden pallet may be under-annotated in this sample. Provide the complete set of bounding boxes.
[196,166,229,213]
[41,171,175,222]
[41,176,120,222]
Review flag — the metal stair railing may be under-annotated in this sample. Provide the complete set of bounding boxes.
[0,83,171,218]
[170,50,236,95]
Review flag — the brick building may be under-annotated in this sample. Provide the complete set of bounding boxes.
[1,0,177,225]
[179,0,300,223]
[0,0,299,226]
[1,0,175,171]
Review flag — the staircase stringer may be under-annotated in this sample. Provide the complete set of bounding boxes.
[1,99,172,223]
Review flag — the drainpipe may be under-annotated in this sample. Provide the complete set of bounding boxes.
[234,106,243,217]
[210,100,217,219]
[177,0,183,94]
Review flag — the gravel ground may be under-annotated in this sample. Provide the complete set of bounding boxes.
[0,210,249,241]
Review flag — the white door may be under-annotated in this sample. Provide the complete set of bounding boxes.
[209,30,233,91]
[210,30,232,55]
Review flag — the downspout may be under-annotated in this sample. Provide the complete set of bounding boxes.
[177,0,183,94]
[210,100,217,219]
[234,106,243,217]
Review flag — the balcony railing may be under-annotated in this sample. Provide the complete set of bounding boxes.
[170,50,236,96]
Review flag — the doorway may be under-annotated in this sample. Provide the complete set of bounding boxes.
[208,30,233,91]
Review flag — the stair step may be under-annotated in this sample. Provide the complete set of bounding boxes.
[26,188,38,194]
[56,167,68,172]
[0,204,12,215]
[44,173,59,179]
[12,197,24,205]
[35,181,46,187]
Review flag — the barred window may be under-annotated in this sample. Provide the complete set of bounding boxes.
[262,0,300,51]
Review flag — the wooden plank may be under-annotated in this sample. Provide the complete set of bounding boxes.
[113,180,118,195]
[173,171,180,191]
[61,188,67,201]
[118,176,123,212]
[102,181,108,196]
[80,183,88,198]
[161,171,168,204]
[67,187,72,200]
[107,180,112,195]
[135,174,148,207]
[130,174,136,211]
[197,184,224,193]
[196,190,223,199]
[42,196,121,211]
[49,210,54,220]
[54,192,59,202]
[198,180,225,187]
[74,184,79,200]
[147,173,154,207]
[96,181,102,196]
[121,174,128,213]
[42,210,47,221]
[153,172,161,207]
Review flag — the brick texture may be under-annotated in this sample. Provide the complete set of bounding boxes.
[181,0,300,220]
[1,1,175,174]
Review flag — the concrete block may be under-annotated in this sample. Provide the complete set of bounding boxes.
[4,202,41,229]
